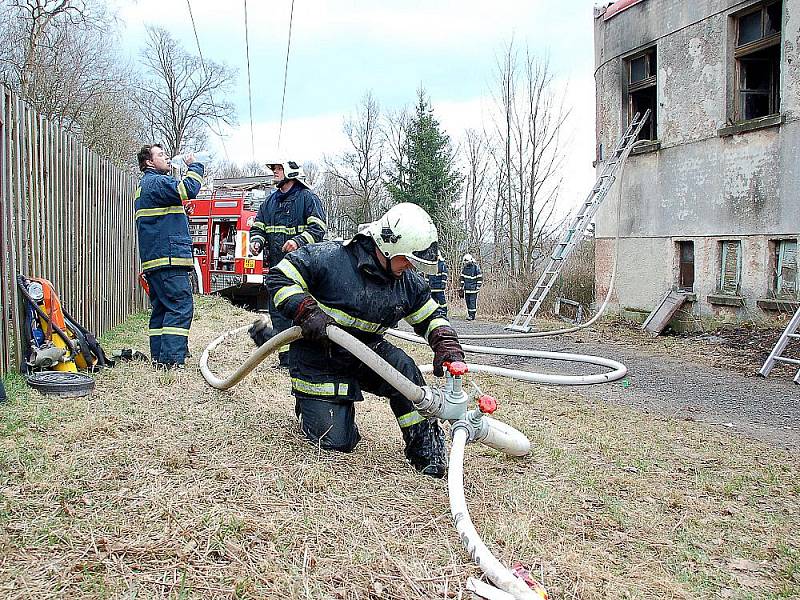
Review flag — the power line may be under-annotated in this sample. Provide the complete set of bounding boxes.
[243,0,255,161]
[276,0,296,152]
[185,0,230,160]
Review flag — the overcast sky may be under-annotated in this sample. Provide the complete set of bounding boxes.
[118,0,601,213]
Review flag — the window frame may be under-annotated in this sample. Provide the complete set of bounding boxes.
[733,1,782,122]
[773,238,798,298]
[719,240,743,295]
[624,46,658,141]
[676,240,695,292]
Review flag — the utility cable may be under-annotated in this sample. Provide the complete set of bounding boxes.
[277,0,296,151]
[243,0,256,161]
[185,0,230,160]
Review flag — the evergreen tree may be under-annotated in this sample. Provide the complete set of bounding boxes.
[387,88,463,256]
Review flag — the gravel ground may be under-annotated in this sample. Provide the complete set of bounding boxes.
[412,316,800,452]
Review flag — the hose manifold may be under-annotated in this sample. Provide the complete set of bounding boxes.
[415,385,470,422]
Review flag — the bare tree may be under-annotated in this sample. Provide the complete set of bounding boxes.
[324,92,389,232]
[0,0,142,164]
[461,129,493,264]
[137,25,237,157]
[489,45,569,277]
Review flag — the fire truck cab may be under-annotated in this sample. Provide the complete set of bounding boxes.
[183,176,272,308]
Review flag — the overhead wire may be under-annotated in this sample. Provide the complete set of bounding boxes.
[277,0,296,151]
[243,0,256,161]
[185,0,230,160]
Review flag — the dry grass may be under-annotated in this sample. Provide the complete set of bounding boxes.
[1,295,798,599]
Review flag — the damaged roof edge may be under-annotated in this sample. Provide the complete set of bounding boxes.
[600,0,647,21]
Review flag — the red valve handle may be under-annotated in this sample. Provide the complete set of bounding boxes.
[444,361,469,376]
[477,394,498,414]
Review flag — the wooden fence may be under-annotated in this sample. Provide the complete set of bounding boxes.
[0,86,146,376]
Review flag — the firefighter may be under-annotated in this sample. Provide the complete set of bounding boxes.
[248,160,326,368]
[426,254,449,317]
[459,253,483,321]
[135,144,205,368]
[265,203,465,478]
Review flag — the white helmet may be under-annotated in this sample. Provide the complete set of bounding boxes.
[364,203,439,275]
[265,160,309,188]
[463,253,474,263]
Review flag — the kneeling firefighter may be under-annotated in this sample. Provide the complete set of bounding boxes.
[263,203,465,478]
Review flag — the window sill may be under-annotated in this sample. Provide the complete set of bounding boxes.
[718,113,784,137]
[630,140,661,155]
[756,298,800,311]
[707,294,745,307]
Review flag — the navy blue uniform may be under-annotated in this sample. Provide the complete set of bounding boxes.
[266,237,452,451]
[426,258,449,316]
[135,163,204,365]
[250,184,326,364]
[460,262,482,320]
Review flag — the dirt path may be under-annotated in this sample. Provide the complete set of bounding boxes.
[435,317,800,451]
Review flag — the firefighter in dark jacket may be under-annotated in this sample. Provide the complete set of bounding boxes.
[265,203,465,478]
[248,160,326,367]
[135,144,205,368]
[426,254,449,317]
[459,253,483,321]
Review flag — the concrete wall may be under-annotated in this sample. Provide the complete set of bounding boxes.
[593,0,800,320]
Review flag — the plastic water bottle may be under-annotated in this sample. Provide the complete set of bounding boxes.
[170,151,212,168]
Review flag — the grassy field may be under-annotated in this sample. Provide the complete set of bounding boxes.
[1,295,798,599]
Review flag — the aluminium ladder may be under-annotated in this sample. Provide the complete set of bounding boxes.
[506,109,651,332]
[759,305,800,384]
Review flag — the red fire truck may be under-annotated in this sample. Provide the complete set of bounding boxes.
[183,177,272,308]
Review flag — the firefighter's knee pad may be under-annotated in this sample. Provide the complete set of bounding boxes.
[295,396,361,452]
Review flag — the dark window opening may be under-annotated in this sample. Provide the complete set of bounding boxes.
[630,87,658,141]
[735,2,782,121]
[627,47,657,141]
[678,241,695,292]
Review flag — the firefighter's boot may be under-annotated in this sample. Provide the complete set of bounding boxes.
[402,419,447,478]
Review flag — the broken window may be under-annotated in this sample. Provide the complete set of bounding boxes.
[773,239,797,297]
[735,1,782,121]
[677,241,695,292]
[719,240,742,295]
[626,47,657,141]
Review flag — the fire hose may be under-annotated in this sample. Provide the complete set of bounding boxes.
[200,323,555,599]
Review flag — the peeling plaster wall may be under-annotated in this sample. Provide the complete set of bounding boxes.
[593,0,800,320]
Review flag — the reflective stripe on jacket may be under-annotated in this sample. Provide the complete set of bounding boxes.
[460,262,483,292]
[249,184,327,268]
[426,259,448,292]
[135,164,204,272]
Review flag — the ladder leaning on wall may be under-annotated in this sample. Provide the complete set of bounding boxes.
[759,305,800,384]
[506,109,651,333]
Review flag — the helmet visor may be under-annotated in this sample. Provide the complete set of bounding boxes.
[407,241,439,275]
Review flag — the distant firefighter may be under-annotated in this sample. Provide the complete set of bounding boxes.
[459,253,482,321]
[426,254,449,317]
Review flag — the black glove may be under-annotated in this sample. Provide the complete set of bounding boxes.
[458,288,464,298]
[293,297,334,342]
[248,318,275,347]
[428,326,465,377]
